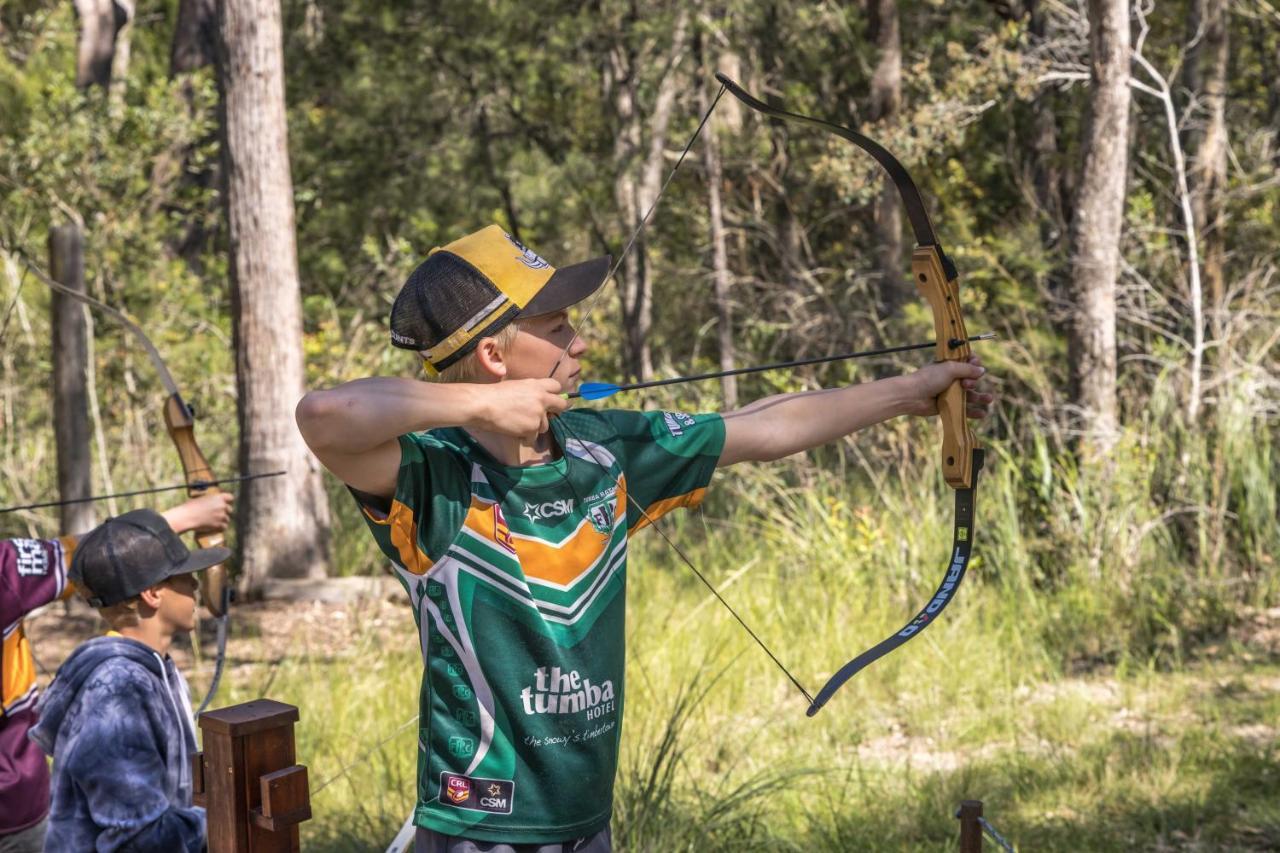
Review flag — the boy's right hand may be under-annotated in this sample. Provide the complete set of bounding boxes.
[475,378,570,442]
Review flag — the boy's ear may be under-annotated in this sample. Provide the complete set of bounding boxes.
[137,585,165,609]
[473,337,508,379]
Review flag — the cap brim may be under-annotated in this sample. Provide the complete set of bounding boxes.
[173,546,231,577]
[519,255,611,317]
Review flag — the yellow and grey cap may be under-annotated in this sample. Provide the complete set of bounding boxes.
[390,225,610,374]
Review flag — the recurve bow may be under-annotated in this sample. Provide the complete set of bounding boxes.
[557,73,987,714]
[19,256,232,712]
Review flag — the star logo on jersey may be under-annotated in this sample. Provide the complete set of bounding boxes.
[521,498,575,524]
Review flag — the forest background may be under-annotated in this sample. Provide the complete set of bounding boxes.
[2,0,1278,850]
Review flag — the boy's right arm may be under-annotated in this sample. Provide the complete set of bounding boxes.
[295,377,567,497]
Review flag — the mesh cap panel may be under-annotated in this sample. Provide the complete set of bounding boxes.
[389,252,519,370]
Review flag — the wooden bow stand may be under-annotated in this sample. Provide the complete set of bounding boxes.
[193,700,312,852]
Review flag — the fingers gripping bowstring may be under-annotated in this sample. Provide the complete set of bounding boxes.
[548,84,728,379]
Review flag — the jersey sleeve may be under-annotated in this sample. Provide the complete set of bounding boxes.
[351,432,473,578]
[0,536,75,629]
[2,536,75,714]
[599,409,724,531]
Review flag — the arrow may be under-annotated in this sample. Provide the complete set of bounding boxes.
[0,470,286,515]
[569,333,997,401]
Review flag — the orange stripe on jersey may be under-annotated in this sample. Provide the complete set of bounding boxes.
[460,496,511,551]
[60,535,78,600]
[511,522,611,586]
[460,492,620,587]
[362,498,436,576]
[1,628,36,711]
[630,487,708,534]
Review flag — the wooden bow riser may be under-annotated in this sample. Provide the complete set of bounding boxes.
[912,246,976,490]
[163,393,229,617]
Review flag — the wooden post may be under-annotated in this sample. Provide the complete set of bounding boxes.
[48,224,96,535]
[958,799,984,853]
[192,699,311,852]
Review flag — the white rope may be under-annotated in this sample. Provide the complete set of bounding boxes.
[385,812,417,853]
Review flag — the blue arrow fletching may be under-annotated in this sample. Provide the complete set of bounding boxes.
[577,382,620,401]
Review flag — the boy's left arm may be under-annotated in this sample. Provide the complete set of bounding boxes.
[719,359,991,466]
[160,491,234,537]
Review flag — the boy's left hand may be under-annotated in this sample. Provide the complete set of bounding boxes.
[903,357,994,420]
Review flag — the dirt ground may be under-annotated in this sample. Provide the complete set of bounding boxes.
[23,589,417,693]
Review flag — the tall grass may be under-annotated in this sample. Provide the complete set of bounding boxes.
[214,387,1279,851]
[4,248,1273,848]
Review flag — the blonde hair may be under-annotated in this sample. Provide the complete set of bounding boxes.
[98,596,142,630]
[430,322,521,384]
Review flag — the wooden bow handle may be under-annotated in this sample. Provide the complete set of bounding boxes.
[163,395,230,617]
[913,246,978,489]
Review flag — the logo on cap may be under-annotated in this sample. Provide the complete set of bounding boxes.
[503,232,550,270]
[390,329,418,347]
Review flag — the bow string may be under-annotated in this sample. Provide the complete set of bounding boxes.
[555,71,986,714]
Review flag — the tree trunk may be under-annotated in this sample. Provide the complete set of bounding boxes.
[607,10,688,381]
[476,106,523,243]
[608,45,651,382]
[699,37,737,408]
[1271,34,1280,142]
[72,0,132,89]
[48,225,96,534]
[1178,0,1205,111]
[108,0,132,104]
[1067,0,1131,451]
[869,0,907,313]
[1185,0,1230,316]
[170,0,221,268]
[215,0,331,588]
[760,6,805,300]
[171,0,218,75]
[1029,2,1069,247]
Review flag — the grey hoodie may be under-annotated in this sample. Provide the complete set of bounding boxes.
[29,635,206,852]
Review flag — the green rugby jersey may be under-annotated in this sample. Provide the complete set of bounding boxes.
[356,407,724,842]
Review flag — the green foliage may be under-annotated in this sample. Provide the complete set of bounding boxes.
[1,0,1278,847]
[0,5,231,523]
